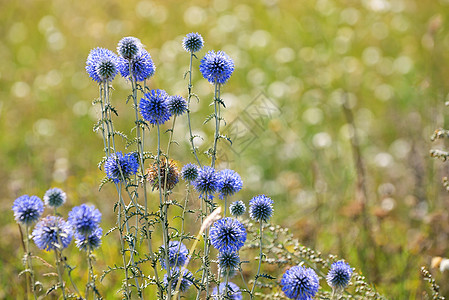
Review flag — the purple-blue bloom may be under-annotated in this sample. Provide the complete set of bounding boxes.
[167,95,187,116]
[212,282,242,300]
[104,151,139,183]
[327,260,353,291]
[118,49,155,82]
[32,215,73,251]
[210,217,246,253]
[75,227,102,251]
[43,188,66,208]
[160,241,188,269]
[218,250,240,277]
[181,163,199,182]
[182,32,204,53]
[193,166,220,197]
[86,47,119,83]
[139,89,171,125]
[117,36,142,61]
[249,195,273,223]
[281,265,319,300]
[217,169,242,199]
[229,201,246,217]
[199,50,234,85]
[68,204,101,236]
[164,268,195,293]
[12,195,44,225]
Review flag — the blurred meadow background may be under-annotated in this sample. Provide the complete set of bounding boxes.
[2,0,449,298]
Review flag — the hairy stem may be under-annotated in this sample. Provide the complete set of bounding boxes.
[250,222,263,298]
[186,51,202,166]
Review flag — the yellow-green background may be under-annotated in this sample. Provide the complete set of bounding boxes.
[2,0,449,298]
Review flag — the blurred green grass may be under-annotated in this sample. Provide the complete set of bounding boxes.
[2,0,449,298]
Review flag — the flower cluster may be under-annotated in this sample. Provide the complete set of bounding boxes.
[12,195,44,225]
[146,159,179,191]
[182,32,204,53]
[69,204,102,252]
[199,50,235,85]
[104,151,139,183]
[168,95,187,116]
[217,169,243,199]
[193,166,220,197]
[139,89,172,125]
[160,241,188,269]
[210,217,247,253]
[43,188,66,208]
[249,194,273,223]
[281,265,319,300]
[181,163,199,182]
[32,215,73,251]
[218,250,240,277]
[229,201,246,217]
[86,48,119,83]
[164,268,195,293]
[327,260,353,291]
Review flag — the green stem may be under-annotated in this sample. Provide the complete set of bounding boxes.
[211,81,221,168]
[54,249,66,299]
[250,222,263,298]
[25,224,37,300]
[186,51,202,166]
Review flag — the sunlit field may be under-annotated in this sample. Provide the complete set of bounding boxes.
[2,0,449,299]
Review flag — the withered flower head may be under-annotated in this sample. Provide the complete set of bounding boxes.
[146,159,179,190]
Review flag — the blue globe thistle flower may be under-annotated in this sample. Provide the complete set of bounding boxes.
[212,282,242,300]
[199,50,234,85]
[139,89,171,125]
[181,163,199,182]
[86,47,119,83]
[193,166,220,197]
[327,260,353,291]
[229,201,246,217]
[249,195,274,223]
[210,217,246,253]
[43,188,66,208]
[160,241,189,269]
[12,195,44,225]
[164,268,195,293]
[68,204,101,236]
[167,95,187,116]
[182,32,204,53]
[117,36,142,60]
[75,227,102,251]
[104,152,139,183]
[118,49,155,82]
[32,215,73,251]
[217,169,243,199]
[218,250,240,277]
[281,265,319,300]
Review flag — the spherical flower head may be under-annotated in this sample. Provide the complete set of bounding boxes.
[118,49,155,82]
[193,166,220,197]
[281,265,319,300]
[12,195,44,225]
[86,47,119,83]
[182,32,204,53]
[168,95,187,116]
[32,216,73,251]
[218,250,240,277]
[68,204,102,236]
[199,50,234,85]
[181,163,199,182]
[160,241,188,269]
[139,89,171,125]
[104,152,139,183]
[75,227,102,251]
[43,188,66,208]
[326,260,353,291]
[210,217,246,252]
[230,201,246,217]
[164,268,195,293]
[147,159,179,191]
[217,169,243,199]
[212,282,242,300]
[249,195,273,223]
[117,36,142,60]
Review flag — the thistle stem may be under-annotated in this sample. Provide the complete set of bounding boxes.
[186,51,202,166]
[250,222,263,298]
[211,80,221,168]
[24,224,37,300]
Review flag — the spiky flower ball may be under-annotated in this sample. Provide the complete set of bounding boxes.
[86,47,119,83]
[104,152,139,183]
[68,204,101,236]
[212,282,242,300]
[168,95,187,116]
[160,241,188,269]
[139,89,171,125]
[210,217,246,253]
[181,163,199,182]
[218,250,240,277]
[32,216,73,251]
[164,268,195,293]
[217,169,243,199]
[117,36,142,60]
[249,195,273,223]
[230,201,246,217]
[182,32,204,53]
[147,159,179,191]
[327,260,353,291]
[75,227,102,251]
[199,50,234,84]
[43,188,66,208]
[281,265,319,300]
[193,166,220,197]
[12,195,44,225]
[118,49,155,82]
